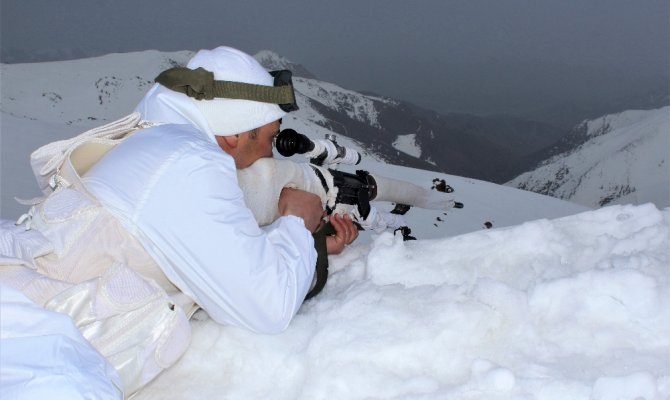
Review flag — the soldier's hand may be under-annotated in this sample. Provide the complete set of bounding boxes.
[326,214,359,255]
[278,188,324,233]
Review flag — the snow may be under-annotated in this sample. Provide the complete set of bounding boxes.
[1,51,669,400]
[137,203,670,400]
[507,106,670,209]
[294,77,391,129]
[0,50,193,126]
[585,108,661,138]
[392,133,422,158]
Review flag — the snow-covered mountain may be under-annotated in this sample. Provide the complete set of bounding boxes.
[507,107,670,208]
[1,50,194,126]
[1,50,587,238]
[254,50,317,79]
[1,50,669,400]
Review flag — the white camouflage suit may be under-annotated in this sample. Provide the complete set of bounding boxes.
[0,46,319,398]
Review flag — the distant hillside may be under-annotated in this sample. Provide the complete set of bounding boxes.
[507,106,670,208]
[1,50,589,237]
[1,49,581,184]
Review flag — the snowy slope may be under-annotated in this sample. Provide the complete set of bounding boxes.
[1,50,587,237]
[507,107,670,208]
[0,49,572,184]
[1,50,194,126]
[2,51,669,400]
[393,133,422,157]
[137,203,670,400]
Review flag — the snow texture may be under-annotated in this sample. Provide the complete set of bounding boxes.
[136,203,670,400]
[393,133,422,158]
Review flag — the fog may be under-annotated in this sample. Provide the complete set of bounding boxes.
[1,0,668,126]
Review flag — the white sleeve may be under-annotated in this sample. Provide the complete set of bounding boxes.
[140,170,318,334]
[84,131,317,334]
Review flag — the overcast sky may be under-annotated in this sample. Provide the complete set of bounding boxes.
[1,0,669,124]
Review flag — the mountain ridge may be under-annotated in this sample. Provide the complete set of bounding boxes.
[3,49,665,210]
[0,49,577,183]
[1,49,589,237]
[506,106,670,208]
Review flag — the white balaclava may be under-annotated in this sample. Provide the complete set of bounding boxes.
[135,46,286,142]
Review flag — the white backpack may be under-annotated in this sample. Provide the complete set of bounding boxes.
[12,113,192,397]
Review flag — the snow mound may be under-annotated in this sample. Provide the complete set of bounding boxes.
[137,203,670,400]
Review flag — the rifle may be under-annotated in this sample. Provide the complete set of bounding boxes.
[236,128,463,299]
[276,128,462,229]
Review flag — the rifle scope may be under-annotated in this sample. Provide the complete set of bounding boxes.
[275,129,361,166]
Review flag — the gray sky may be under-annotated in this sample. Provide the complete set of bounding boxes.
[1,0,669,125]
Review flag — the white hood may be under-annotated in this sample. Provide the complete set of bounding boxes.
[135,46,287,139]
[135,83,219,143]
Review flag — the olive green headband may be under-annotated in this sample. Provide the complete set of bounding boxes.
[155,67,296,108]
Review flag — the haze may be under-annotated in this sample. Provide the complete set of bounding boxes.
[1,0,668,127]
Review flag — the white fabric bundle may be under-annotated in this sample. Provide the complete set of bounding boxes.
[0,283,123,400]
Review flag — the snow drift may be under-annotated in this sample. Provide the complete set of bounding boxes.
[137,203,670,400]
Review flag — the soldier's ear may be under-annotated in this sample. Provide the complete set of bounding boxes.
[216,134,239,150]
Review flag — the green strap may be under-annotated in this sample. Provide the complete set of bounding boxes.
[305,222,335,300]
[155,67,295,104]
[211,80,294,104]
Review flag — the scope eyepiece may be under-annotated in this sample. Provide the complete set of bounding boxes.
[274,128,362,166]
[275,129,315,157]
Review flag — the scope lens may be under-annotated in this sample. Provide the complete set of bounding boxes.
[275,129,313,157]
